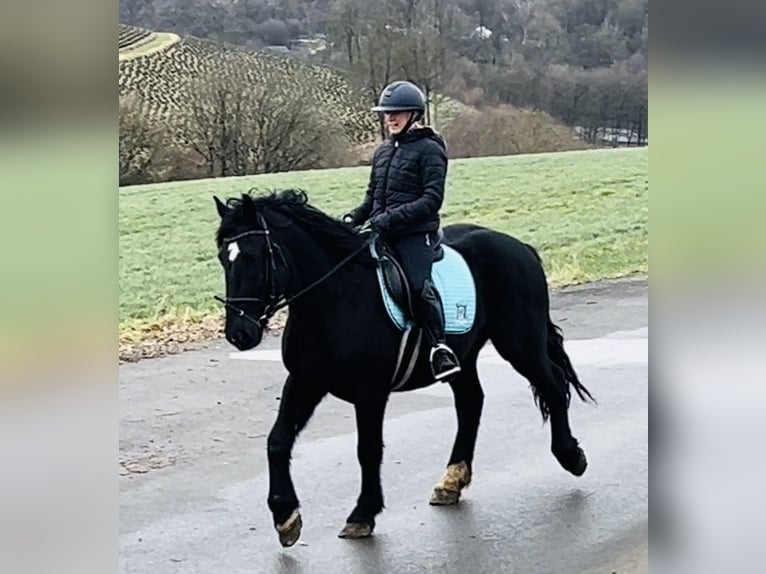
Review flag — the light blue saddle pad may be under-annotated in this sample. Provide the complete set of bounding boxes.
[372,243,477,334]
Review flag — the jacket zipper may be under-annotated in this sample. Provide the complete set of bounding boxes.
[380,140,399,212]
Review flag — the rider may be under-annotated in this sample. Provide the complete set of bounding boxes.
[343,80,461,383]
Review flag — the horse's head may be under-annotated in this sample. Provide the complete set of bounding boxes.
[213,193,291,351]
[214,188,372,350]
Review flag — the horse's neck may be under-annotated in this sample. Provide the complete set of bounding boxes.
[281,231,383,362]
[282,229,365,309]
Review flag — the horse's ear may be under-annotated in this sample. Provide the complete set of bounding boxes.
[241,193,257,220]
[214,196,227,218]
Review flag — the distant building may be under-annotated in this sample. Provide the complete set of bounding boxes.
[263,45,290,54]
[574,126,648,147]
[471,26,493,40]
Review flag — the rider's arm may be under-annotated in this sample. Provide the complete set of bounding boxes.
[349,172,374,224]
[346,154,377,225]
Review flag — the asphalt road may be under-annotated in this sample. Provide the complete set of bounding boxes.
[119,278,647,574]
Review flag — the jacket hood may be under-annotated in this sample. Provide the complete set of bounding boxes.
[394,126,446,150]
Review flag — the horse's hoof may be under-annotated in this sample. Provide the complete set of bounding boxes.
[338,522,373,539]
[570,449,588,476]
[429,462,471,505]
[429,487,461,505]
[275,509,302,547]
[555,445,588,477]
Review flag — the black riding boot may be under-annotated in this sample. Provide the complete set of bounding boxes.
[419,279,461,382]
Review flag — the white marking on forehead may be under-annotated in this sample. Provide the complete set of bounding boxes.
[227,241,240,262]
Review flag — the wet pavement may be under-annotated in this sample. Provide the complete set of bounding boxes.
[119,278,647,574]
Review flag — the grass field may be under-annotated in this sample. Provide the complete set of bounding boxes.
[119,147,647,349]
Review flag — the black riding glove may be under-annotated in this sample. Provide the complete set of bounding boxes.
[369,213,392,232]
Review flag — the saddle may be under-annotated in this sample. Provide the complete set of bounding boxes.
[370,231,476,391]
[372,230,445,319]
[370,229,476,336]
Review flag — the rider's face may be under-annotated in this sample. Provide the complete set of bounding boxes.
[384,111,412,135]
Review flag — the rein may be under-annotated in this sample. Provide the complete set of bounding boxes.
[215,217,375,328]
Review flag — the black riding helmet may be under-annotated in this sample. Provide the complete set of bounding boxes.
[372,81,426,134]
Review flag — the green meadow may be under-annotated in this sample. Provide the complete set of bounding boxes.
[119,147,647,342]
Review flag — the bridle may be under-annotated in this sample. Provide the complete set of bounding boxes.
[215,215,375,329]
[214,214,284,329]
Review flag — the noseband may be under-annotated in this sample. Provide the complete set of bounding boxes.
[215,215,375,329]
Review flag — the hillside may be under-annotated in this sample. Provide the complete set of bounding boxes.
[118,24,378,146]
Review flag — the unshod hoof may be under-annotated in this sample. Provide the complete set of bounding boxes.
[338,522,374,539]
[430,487,461,505]
[430,461,471,505]
[555,445,588,477]
[569,449,588,476]
[276,509,302,547]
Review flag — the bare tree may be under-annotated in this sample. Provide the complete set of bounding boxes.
[245,87,350,173]
[510,0,534,46]
[182,77,352,176]
[328,0,450,134]
[442,103,589,158]
[183,79,250,177]
[397,1,449,125]
[119,95,162,185]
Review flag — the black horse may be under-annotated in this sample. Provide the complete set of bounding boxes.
[213,189,594,547]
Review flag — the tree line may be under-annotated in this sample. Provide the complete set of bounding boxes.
[121,0,648,146]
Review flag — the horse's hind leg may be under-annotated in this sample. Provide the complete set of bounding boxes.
[430,355,483,505]
[491,322,588,477]
[532,359,588,476]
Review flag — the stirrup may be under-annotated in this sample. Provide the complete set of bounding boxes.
[430,343,461,381]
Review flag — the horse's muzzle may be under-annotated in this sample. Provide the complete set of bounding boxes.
[228,325,263,351]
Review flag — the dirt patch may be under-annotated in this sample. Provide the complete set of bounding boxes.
[119,452,177,476]
[119,309,288,363]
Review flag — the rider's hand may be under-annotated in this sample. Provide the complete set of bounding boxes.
[369,213,391,232]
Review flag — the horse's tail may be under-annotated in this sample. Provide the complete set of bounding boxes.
[547,318,596,406]
[523,240,595,406]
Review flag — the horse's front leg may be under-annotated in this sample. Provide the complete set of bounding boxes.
[338,396,388,539]
[267,375,326,547]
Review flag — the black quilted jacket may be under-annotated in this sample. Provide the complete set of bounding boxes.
[350,127,448,239]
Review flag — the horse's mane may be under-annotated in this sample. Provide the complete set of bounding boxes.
[217,188,365,254]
